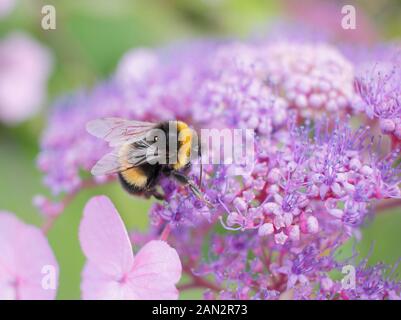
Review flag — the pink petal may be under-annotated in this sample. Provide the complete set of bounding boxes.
[81,262,131,300]
[79,196,134,278]
[0,212,59,300]
[128,240,182,300]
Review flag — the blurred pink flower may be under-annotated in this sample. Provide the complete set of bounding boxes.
[283,0,378,44]
[79,196,182,300]
[0,32,52,124]
[0,0,15,18]
[115,48,158,85]
[0,211,59,300]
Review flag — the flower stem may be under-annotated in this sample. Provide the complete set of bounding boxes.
[160,224,171,241]
[179,265,222,292]
[376,199,401,213]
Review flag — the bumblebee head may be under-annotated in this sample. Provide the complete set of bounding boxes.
[150,120,198,170]
[173,121,195,170]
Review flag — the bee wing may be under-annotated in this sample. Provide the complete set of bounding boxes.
[126,141,167,167]
[91,143,166,176]
[91,149,130,176]
[86,117,156,147]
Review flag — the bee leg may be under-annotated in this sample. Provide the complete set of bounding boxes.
[161,166,173,176]
[152,190,165,201]
[171,171,189,185]
[171,171,213,208]
[144,188,165,201]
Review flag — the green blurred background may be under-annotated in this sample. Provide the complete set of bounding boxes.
[0,0,400,299]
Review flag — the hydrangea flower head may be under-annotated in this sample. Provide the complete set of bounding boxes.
[263,42,355,117]
[36,34,401,300]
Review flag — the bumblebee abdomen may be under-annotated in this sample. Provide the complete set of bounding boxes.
[120,167,148,187]
[118,164,161,195]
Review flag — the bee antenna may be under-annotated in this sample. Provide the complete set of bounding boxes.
[199,161,203,189]
[197,139,203,189]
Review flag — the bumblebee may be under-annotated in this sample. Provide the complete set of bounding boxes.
[86,118,210,205]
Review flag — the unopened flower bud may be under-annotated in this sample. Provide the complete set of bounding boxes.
[258,223,274,237]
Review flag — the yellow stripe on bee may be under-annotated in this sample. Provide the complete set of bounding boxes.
[121,167,148,187]
[119,143,147,187]
[174,121,193,170]
[176,121,189,132]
